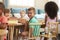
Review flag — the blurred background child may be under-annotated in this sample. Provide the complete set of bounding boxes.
[0,2,8,40]
[45,1,58,27]
[20,10,29,21]
[28,7,40,40]
[44,1,58,40]
[4,9,12,19]
[18,10,29,39]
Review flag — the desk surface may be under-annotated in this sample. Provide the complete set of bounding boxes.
[8,23,23,26]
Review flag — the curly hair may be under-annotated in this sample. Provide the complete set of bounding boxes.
[45,1,58,19]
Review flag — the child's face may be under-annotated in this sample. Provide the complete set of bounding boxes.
[5,13,9,17]
[20,11,25,17]
[28,10,35,19]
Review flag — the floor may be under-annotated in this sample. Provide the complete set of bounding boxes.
[14,36,60,40]
[13,35,60,40]
[57,34,60,40]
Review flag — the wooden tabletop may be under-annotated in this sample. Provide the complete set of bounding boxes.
[8,23,23,26]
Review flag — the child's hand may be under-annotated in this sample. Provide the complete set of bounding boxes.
[18,18,26,24]
[21,31,28,36]
[0,24,7,29]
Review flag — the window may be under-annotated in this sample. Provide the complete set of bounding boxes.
[9,0,34,7]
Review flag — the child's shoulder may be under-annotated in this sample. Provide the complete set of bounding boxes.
[30,17,38,23]
[2,16,7,19]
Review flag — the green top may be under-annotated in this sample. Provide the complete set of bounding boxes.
[29,17,40,37]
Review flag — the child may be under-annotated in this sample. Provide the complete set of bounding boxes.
[45,1,58,33]
[44,1,58,40]
[20,10,29,21]
[4,9,12,40]
[4,9,11,19]
[0,2,7,29]
[28,7,40,38]
[0,2,8,40]
[18,10,29,39]
[45,1,58,27]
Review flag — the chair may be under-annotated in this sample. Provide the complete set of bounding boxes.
[29,22,45,40]
[0,29,8,40]
[41,22,59,40]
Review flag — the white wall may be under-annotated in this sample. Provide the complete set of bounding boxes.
[4,0,59,9]
[35,0,48,9]
[35,0,59,9]
[8,0,49,9]
[0,0,3,2]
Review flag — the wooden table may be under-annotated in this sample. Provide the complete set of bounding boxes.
[0,29,7,40]
[8,23,23,40]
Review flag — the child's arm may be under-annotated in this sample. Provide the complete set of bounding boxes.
[24,21,28,31]
[56,15,58,22]
[0,23,7,29]
[29,23,34,37]
[29,28,33,37]
[45,14,47,26]
[0,17,7,29]
[18,18,28,31]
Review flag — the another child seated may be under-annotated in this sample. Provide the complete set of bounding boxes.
[0,2,8,40]
[45,1,58,34]
[4,9,11,19]
[44,1,58,40]
[28,7,40,37]
[18,10,29,38]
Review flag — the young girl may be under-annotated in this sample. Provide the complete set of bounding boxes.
[20,10,29,21]
[18,10,29,39]
[45,1,58,33]
[44,1,58,40]
[0,2,8,40]
[4,9,11,19]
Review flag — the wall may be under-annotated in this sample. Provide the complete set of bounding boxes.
[35,0,59,9]
[35,0,48,9]
[4,0,49,9]
[2,0,59,9]
[0,0,3,2]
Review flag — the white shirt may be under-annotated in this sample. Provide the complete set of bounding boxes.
[20,14,29,21]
